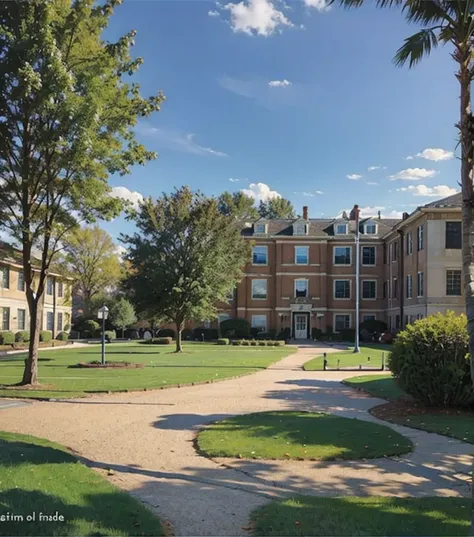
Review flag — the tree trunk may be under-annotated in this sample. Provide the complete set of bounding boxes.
[21,299,43,385]
[456,47,474,536]
[122,327,125,339]
[175,320,183,353]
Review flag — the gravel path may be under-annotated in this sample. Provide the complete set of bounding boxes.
[0,344,471,536]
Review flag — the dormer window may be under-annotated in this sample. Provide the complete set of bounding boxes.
[364,223,377,235]
[294,223,307,236]
[336,224,347,235]
[255,223,266,234]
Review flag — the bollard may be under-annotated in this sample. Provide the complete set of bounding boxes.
[359,364,361,370]
[337,359,340,371]
[368,356,370,361]
[323,358,328,371]
[381,352,385,371]
[202,334,205,343]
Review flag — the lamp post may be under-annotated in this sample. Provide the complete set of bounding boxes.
[354,205,361,353]
[98,305,109,365]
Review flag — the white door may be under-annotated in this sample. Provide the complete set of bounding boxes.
[295,314,308,339]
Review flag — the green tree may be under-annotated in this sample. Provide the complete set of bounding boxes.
[123,187,251,352]
[217,191,259,220]
[258,197,295,219]
[0,0,164,385]
[109,298,137,338]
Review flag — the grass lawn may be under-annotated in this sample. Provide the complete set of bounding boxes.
[303,344,391,371]
[250,496,472,536]
[0,342,292,399]
[343,374,407,401]
[0,431,163,536]
[196,411,413,460]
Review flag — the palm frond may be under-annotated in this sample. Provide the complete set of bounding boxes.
[394,28,440,67]
[402,0,455,25]
[333,0,402,7]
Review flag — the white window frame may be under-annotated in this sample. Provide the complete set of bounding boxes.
[406,274,413,299]
[17,308,26,331]
[417,271,424,297]
[252,245,268,266]
[294,223,307,236]
[334,314,351,331]
[446,269,462,296]
[46,277,53,296]
[1,267,10,289]
[251,279,267,300]
[333,246,352,266]
[17,270,24,292]
[364,223,377,235]
[1,307,10,331]
[406,232,413,255]
[335,223,347,235]
[417,225,424,251]
[251,315,267,330]
[362,314,376,323]
[46,311,54,331]
[58,281,64,298]
[57,312,63,332]
[255,223,266,234]
[334,279,351,300]
[294,246,309,265]
[362,280,377,300]
[361,246,376,266]
[294,278,309,298]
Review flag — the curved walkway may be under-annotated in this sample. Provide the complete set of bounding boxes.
[0,344,471,536]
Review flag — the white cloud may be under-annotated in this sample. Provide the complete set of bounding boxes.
[268,79,291,88]
[389,168,438,181]
[304,0,330,10]
[241,182,282,202]
[315,190,324,195]
[115,245,127,260]
[336,205,403,219]
[408,148,454,162]
[347,174,362,180]
[368,165,386,171]
[229,178,241,183]
[222,0,293,36]
[293,190,324,196]
[366,181,379,186]
[137,125,227,157]
[109,187,144,210]
[208,9,220,16]
[397,184,458,197]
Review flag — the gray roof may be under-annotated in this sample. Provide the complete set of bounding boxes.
[422,192,461,209]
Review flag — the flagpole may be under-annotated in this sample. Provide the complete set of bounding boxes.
[354,204,360,353]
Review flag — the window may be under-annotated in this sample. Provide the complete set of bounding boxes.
[392,241,398,261]
[46,311,54,331]
[335,314,350,331]
[417,271,424,297]
[406,232,413,255]
[406,275,413,299]
[251,315,266,330]
[334,246,351,265]
[295,246,309,265]
[365,223,377,235]
[363,314,376,323]
[446,270,462,296]
[445,222,462,249]
[251,279,267,300]
[336,224,347,235]
[57,312,63,332]
[58,281,64,298]
[252,246,268,265]
[362,246,376,266]
[17,270,24,291]
[1,307,10,331]
[17,309,26,331]
[1,266,10,289]
[295,279,308,298]
[383,281,387,299]
[294,223,307,236]
[395,315,400,330]
[334,280,350,299]
[393,278,398,299]
[46,278,53,296]
[362,280,376,299]
[255,223,266,234]
[417,225,424,251]
[203,320,211,328]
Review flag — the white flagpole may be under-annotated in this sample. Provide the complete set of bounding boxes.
[354,205,361,353]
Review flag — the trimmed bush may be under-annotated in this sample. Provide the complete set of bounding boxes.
[15,331,30,343]
[232,339,243,346]
[193,327,219,341]
[158,328,176,339]
[389,311,474,408]
[360,319,387,333]
[83,319,100,334]
[340,328,356,342]
[69,330,80,340]
[381,332,394,344]
[250,340,258,346]
[277,327,291,341]
[0,331,15,345]
[103,330,116,342]
[256,330,276,340]
[258,340,267,346]
[220,318,250,339]
[311,328,322,340]
[39,330,52,343]
[217,338,229,345]
[147,337,172,345]
[275,340,285,346]
[182,328,193,341]
[56,331,69,341]
[241,340,250,346]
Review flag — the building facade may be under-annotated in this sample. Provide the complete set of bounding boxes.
[0,244,73,336]
[219,194,464,339]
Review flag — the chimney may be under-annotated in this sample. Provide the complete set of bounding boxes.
[349,204,359,221]
[303,206,308,220]
[402,212,409,220]
[378,210,381,220]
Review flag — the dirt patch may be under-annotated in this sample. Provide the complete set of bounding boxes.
[371,400,473,422]
[69,361,145,369]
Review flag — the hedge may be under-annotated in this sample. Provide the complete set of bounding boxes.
[56,331,69,341]
[219,318,250,338]
[0,331,15,345]
[193,327,219,341]
[147,337,172,345]
[15,330,30,343]
[216,338,229,345]
[39,330,52,343]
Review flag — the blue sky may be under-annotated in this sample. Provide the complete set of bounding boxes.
[102,0,460,241]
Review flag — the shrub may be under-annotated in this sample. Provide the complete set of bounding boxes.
[326,325,334,334]
[103,330,116,342]
[0,331,15,345]
[69,330,80,340]
[147,337,172,345]
[232,339,243,346]
[277,327,291,341]
[83,319,100,334]
[340,328,356,342]
[360,319,387,333]
[380,332,394,344]
[311,328,322,340]
[258,340,266,346]
[256,330,276,340]
[15,331,30,343]
[182,328,193,341]
[56,331,69,341]
[220,318,250,339]
[39,330,52,343]
[63,323,71,332]
[389,311,474,408]
[250,340,258,346]
[193,327,219,341]
[275,340,285,346]
[241,340,250,346]
[217,338,229,345]
[360,328,374,343]
[158,328,176,339]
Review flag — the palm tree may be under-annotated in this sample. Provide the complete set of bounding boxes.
[334,1,474,531]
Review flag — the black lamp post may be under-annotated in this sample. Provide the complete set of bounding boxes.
[98,305,109,365]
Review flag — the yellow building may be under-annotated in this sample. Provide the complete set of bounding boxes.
[0,243,73,336]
